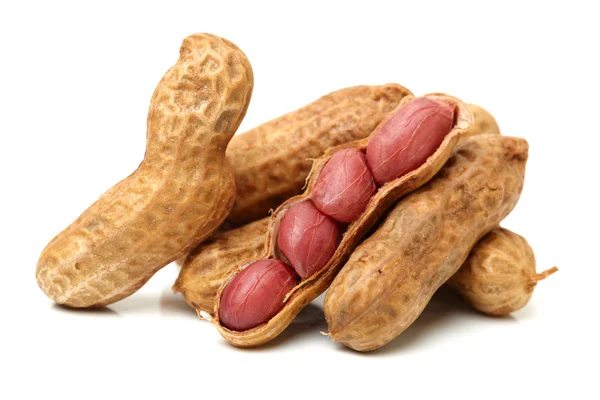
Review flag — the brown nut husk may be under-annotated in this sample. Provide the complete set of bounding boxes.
[463,104,500,138]
[225,84,413,227]
[448,227,558,316]
[324,135,528,351]
[204,93,472,347]
[36,34,254,308]
[175,101,497,315]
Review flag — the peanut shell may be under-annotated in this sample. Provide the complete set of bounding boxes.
[36,34,254,307]
[463,103,500,138]
[205,93,472,347]
[324,135,528,351]
[448,227,558,315]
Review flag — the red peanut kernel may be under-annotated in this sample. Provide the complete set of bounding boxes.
[219,259,298,331]
[277,201,341,278]
[366,97,455,185]
[312,149,377,223]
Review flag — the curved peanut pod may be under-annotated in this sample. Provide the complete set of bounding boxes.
[463,104,500,138]
[225,84,412,227]
[448,227,557,316]
[175,102,498,314]
[203,94,472,347]
[324,135,528,351]
[36,34,254,308]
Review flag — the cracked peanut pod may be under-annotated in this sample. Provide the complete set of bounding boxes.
[36,33,254,308]
[203,93,472,347]
[463,103,500,138]
[448,227,558,316]
[174,101,498,315]
[225,84,412,227]
[324,135,528,351]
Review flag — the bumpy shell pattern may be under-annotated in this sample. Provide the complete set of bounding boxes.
[36,34,254,308]
[447,227,557,315]
[205,93,473,347]
[225,84,413,227]
[324,135,528,351]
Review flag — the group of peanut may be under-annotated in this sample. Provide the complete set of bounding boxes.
[36,33,556,352]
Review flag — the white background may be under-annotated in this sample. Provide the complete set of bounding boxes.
[1,1,598,399]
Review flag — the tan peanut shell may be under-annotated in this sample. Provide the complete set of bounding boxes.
[324,135,528,351]
[448,227,558,315]
[463,103,500,138]
[35,34,254,308]
[204,93,473,347]
[175,101,498,315]
[225,84,413,227]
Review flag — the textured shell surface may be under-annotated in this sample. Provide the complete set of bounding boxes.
[448,227,557,316]
[36,33,254,308]
[324,135,528,351]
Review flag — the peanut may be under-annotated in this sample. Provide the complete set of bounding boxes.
[205,94,472,347]
[324,135,528,351]
[36,34,254,308]
[276,201,341,278]
[312,149,377,223]
[219,259,298,331]
[448,227,557,316]
[366,97,455,185]
[225,84,412,227]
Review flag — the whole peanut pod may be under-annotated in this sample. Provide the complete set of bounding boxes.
[448,227,557,315]
[225,84,412,227]
[36,34,254,308]
[203,94,472,347]
[463,103,500,138]
[324,135,528,351]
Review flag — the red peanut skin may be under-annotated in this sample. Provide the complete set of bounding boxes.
[366,97,455,185]
[219,259,298,331]
[312,149,377,223]
[277,201,341,278]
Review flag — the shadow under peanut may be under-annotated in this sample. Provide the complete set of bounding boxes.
[332,288,518,356]
[51,303,121,317]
